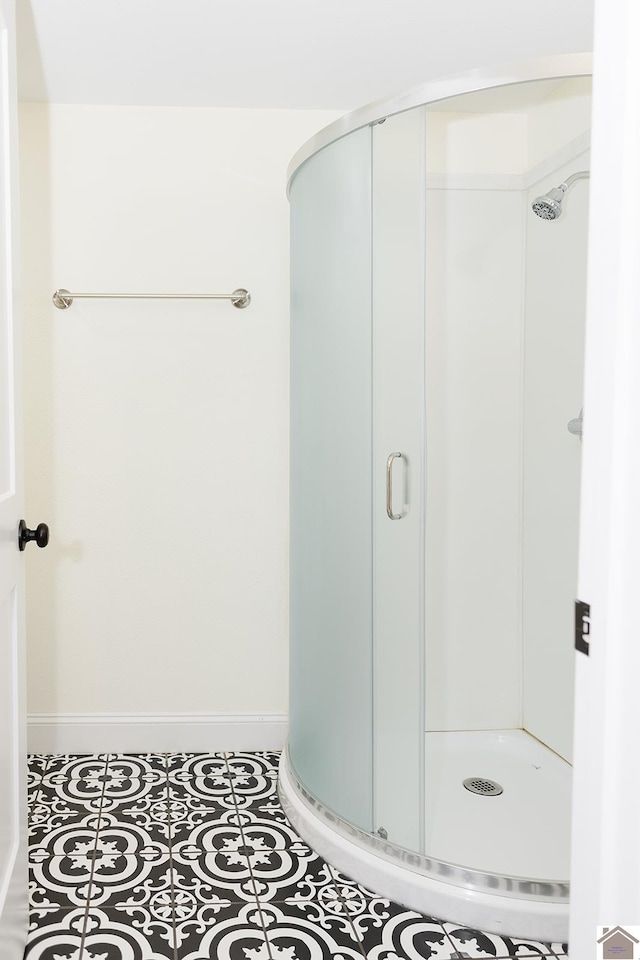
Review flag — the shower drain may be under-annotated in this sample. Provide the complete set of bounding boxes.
[462,777,503,797]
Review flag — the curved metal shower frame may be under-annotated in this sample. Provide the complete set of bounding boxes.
[287,53,592,194]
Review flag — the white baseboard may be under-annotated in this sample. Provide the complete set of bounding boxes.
[27,712,289,755]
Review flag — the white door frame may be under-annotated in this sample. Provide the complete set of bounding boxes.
[569,0,640,950]
[0,0,27,957]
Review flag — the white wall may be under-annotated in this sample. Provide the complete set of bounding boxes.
[19,104,340,722]
[527,79,592,169]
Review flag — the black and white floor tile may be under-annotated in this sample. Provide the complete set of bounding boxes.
[25,752,568,959]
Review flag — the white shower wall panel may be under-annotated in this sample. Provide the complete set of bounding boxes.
[424,187,524,732]
[522,150,589,762]
[425,112,527,177]
[526,79,592,170]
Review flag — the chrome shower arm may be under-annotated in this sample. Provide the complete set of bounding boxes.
[562,170,590,188]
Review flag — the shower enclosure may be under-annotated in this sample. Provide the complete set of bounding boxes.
[281,55,592,940]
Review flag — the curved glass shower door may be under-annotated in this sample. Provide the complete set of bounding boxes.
[289,112,427,848]
[289,127,374,832]
[371,108,426,851]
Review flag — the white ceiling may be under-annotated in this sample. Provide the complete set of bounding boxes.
[16,0,593,111]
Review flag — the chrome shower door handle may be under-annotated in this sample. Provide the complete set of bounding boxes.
[386,452,406,520]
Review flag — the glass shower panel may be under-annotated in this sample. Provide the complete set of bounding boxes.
[372,108,426,851]
[289,128,374,832]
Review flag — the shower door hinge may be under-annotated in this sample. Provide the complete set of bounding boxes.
[575,600,591,656]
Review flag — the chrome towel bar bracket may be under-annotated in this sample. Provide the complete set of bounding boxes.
[52,288,251,310]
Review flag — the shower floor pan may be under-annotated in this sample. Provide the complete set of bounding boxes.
[425,729,571,883]
[279,731,570,942]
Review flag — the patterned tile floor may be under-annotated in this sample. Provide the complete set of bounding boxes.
[26,752,569,959]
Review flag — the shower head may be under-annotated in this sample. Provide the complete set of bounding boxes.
[531,185,567,220]
[531,170,590,221]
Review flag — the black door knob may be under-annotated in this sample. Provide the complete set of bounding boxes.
[18,520,49,551]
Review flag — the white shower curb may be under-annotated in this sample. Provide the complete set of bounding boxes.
[278,750,569,942]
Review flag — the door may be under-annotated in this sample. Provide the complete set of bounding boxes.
[372,107,426,851]
[0,0,27,956]
[569,0,640,948]
[288,110,427,846]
